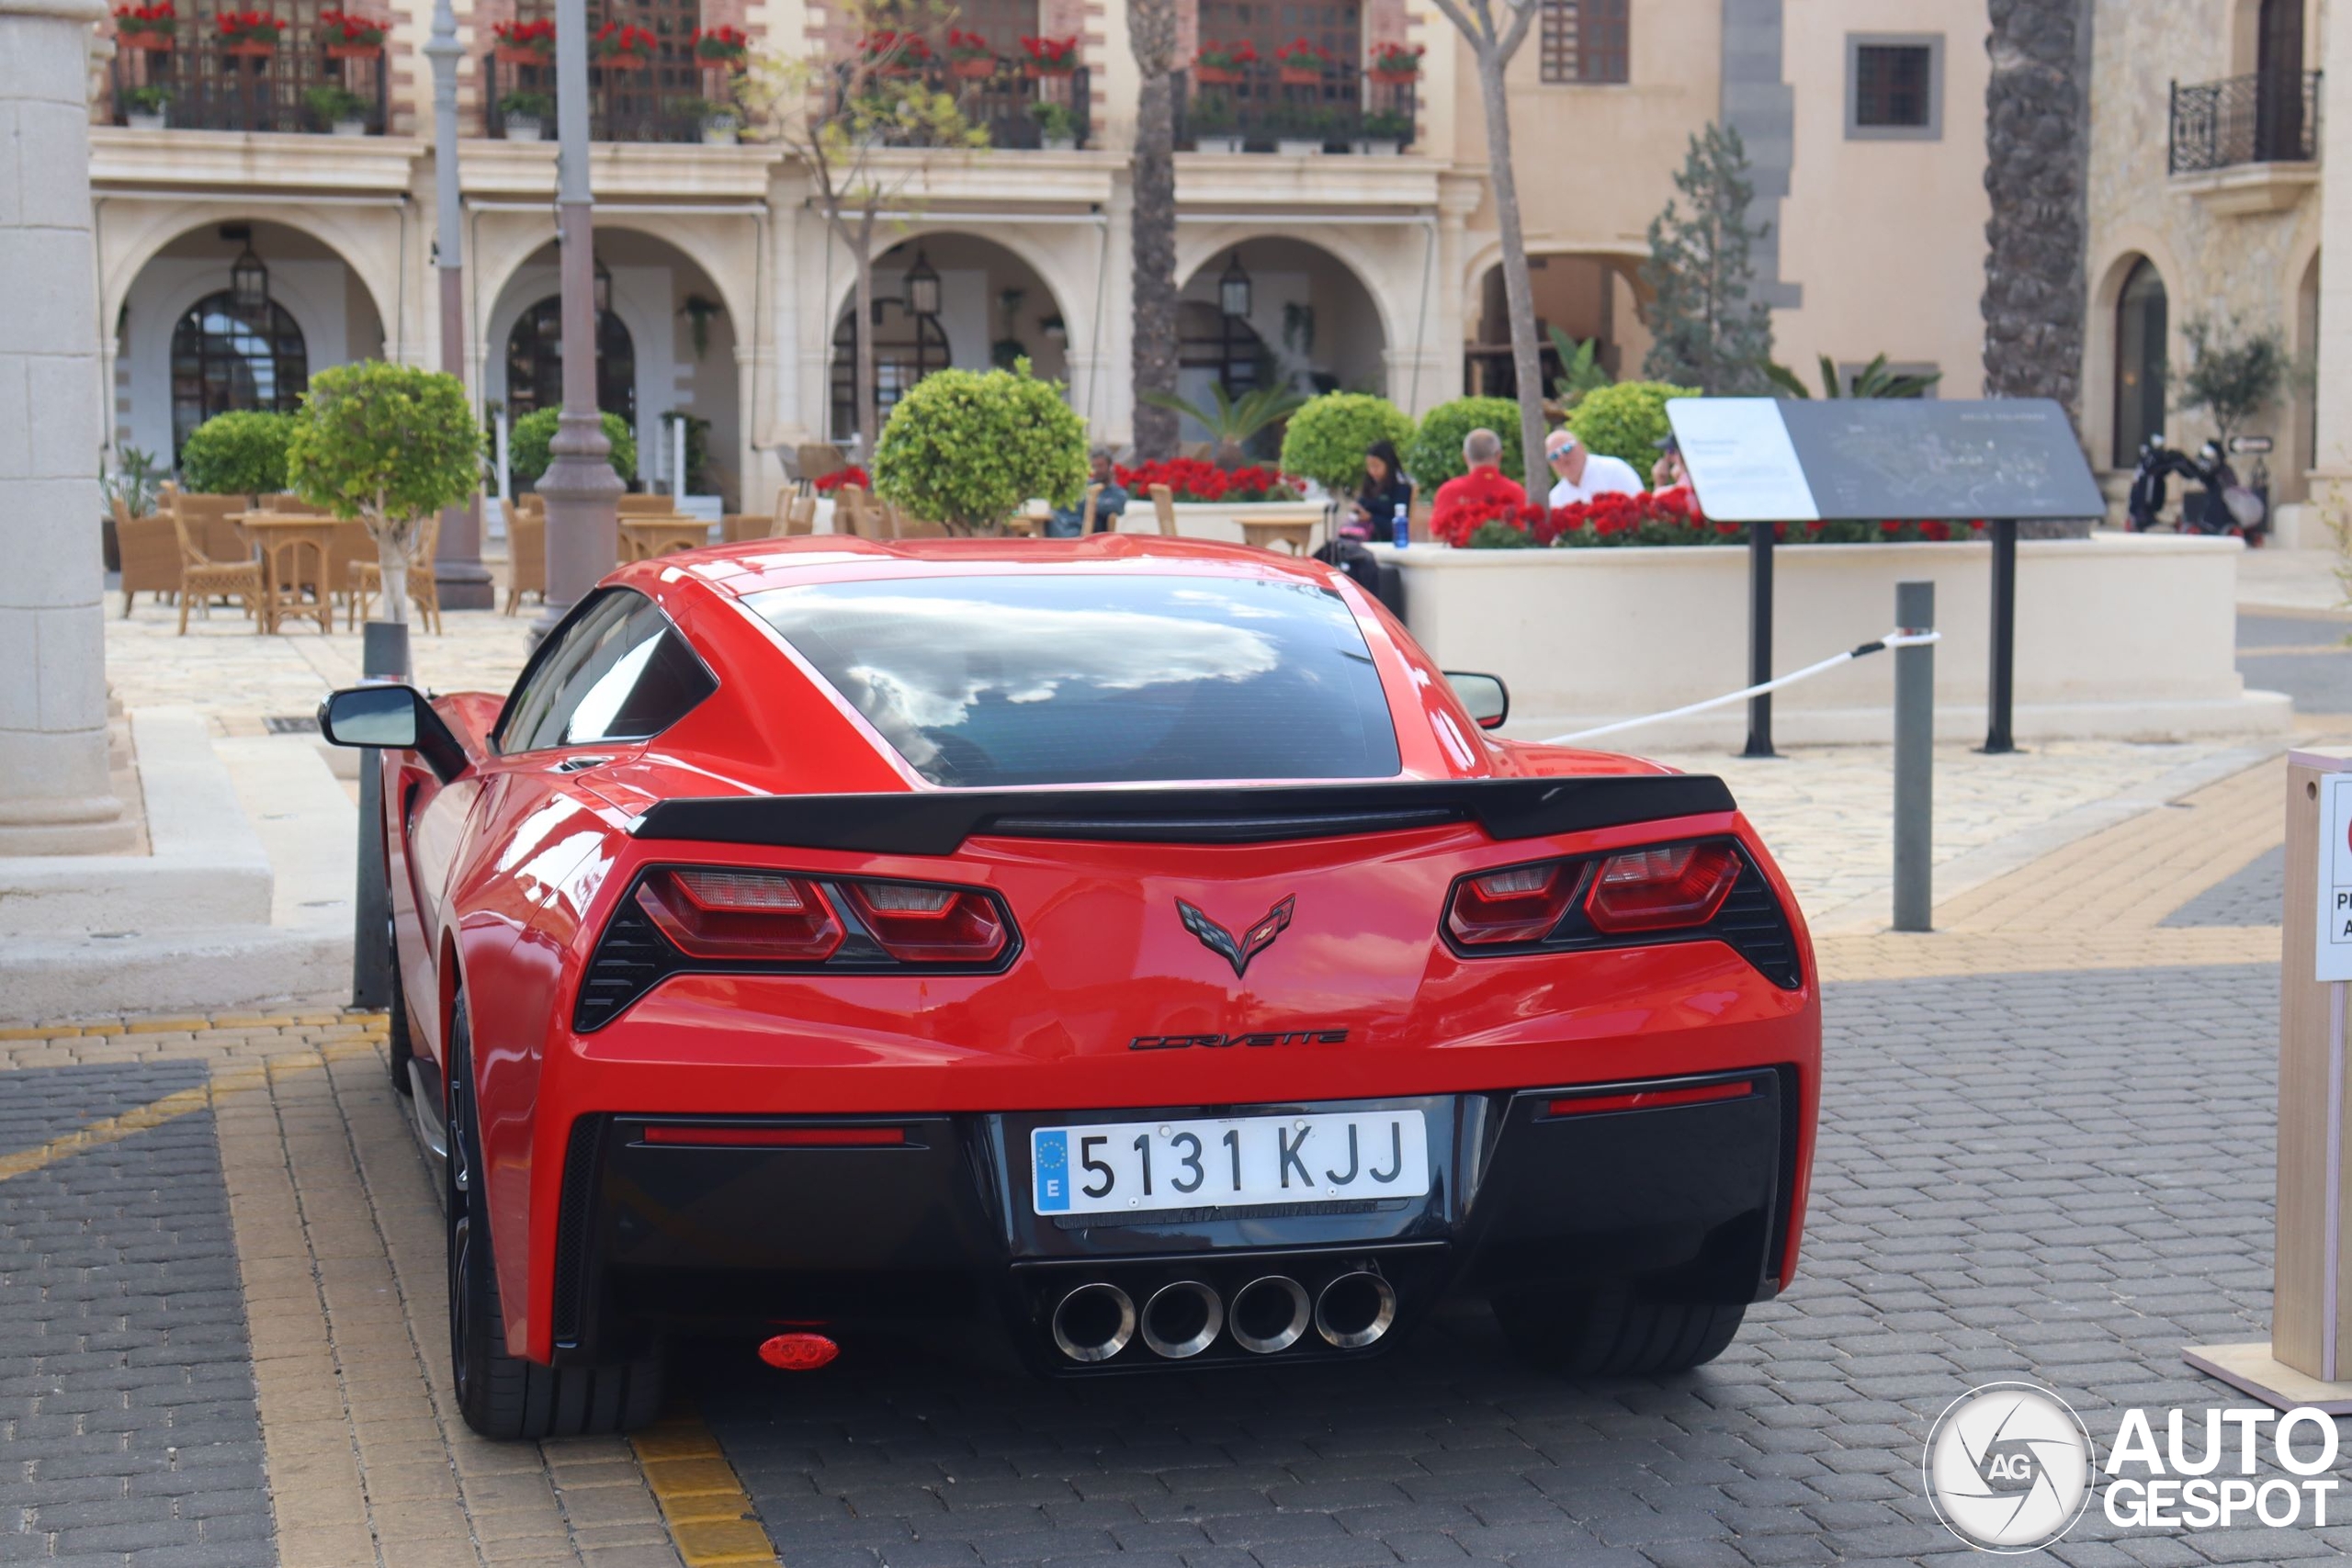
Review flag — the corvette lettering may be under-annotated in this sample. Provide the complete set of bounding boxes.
[1128,1028,1351,1051]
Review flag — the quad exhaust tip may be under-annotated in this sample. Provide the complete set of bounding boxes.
[1314,1269,1396,1350]
[1140,1280,1224,1359]
[1229,1275,1311,1355]
[1051,1281,1136,1362]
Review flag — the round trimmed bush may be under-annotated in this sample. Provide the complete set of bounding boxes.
[1277,392,1414,495]
[1566,381,1699,469]
[179,410,293,495]
[871,363,1087,533]
[1401,397,1525,491]
[510,408,637,484]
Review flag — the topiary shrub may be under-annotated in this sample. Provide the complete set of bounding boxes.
[1566,380,1699,468]
[179,410,293,495]
[871,363,1087,534]
[510,408,638,484]
[287,361,482,627]
[1402,396,1525,491]
[1278,392,1414,495]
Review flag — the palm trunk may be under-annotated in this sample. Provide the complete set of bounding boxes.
[1476,53,1548,498]
[1128,0,1179,460]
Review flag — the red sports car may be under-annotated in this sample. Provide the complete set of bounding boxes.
[318,535,1819,1440]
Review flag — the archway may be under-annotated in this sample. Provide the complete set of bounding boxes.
[1464,251,1646,401]
[1171,237,1385,452]
[167,292,308,459]
[2112,256,2168,467]
[504,297,638,423]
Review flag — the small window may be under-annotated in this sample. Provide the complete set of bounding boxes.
[1847,35,1940,140]
[1541,0,1627,85]
[498,589,717,754]
[746,574,1402,787]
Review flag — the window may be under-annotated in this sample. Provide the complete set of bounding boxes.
[746,575,1403,787]
[498,590,717,753]
[169,292,307,459]
[831,299,950,446]
[1847,35,1940,139]
[2112,258,2168,468]
[505,296,637,423]
[1540,0,1627,85]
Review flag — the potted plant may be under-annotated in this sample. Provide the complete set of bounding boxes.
[492,17,553,64]
[1020,34,1077,75]
[305,83,369,134]
[1352,107,1410,154]
[858,28,928,73]
[216,8,284,56]
[318,8,384,58]
[1273,37,1331,85]
[499,88,550,139]
[1188,87,1241,152]
[680,95,743,144]
[1192,39,1254,85]
[1366,40,1421,85]
[113,2,175,51]
[1271,101,1332,155]
[870,362,1089,535]
[690,23,747,67]
[591,19,655,69]
[944,28,996,78]
[123,83,172,129]
[1028,98,1079,151]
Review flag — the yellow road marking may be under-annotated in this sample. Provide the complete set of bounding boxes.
[635,1410,782,1567]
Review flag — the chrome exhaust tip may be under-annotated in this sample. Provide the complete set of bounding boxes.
[1314,1269,1396,1350]
[1050,1282,1136,1362]
[1228,1275,1311,1355]
[1140,1280,1223,1359]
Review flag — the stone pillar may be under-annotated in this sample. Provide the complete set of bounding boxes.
[2312,24,2352,480]
[0,0,132,856]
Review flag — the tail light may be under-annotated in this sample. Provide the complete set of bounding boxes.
[1445,862,1577,946]
[1585,844,1740,933]
[635,868,843,961]
[842,881,1010,963]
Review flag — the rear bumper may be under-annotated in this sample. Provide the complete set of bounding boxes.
[554,1068,1797,1371]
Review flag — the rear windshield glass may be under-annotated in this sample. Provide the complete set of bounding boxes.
[745,574,1402,786]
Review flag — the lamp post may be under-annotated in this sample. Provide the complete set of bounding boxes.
[532,0,621,641]
[424,0,492,608]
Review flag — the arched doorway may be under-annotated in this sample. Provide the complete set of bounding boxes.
[2112,257,2168,467]
[1177,299,1266,400]
[1465,252,1645,400]
[1172,237,1385,449]
[504,296,638,423]
[168,291,308,458]
[831,302,950,443]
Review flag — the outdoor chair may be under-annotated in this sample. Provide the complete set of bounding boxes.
[1149,484,1179,536]
[168,505,262,635]
[796,443,847,490]
[617,495,677,517]
[833,485,872,538]
[503,509,545,616]
[721,513,764,545]
[769,494,817,538]
[172,493,250,567]
[347,513,444,634]
[112,496,178,616]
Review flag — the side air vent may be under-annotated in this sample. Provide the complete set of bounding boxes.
[574,903,675,1031]
[1708,871,1803,990]
[550,1115,605,1348]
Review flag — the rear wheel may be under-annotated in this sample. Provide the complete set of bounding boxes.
[446,989,662,1439]
[1492,1286,1745,1377]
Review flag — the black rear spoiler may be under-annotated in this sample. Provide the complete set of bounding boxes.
[629,775,1738,855]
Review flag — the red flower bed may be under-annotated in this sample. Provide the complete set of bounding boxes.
[1450,485,1994,548]
[1114,458,1298,503]
[1428,468,1535,545]
[592,20,657,61]
[492,17,553,58]
[114,1,175,39]
[691,24,748,62]
[812,466,869,493]
[216,8,285,47]
[1021,33,1078,71]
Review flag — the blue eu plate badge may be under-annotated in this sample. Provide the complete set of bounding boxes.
[1032,1130,1071,1213]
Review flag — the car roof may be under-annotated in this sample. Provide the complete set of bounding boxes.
[624,533,1342,603]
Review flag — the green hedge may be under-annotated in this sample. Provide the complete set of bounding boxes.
[1276,392,1415,494]
[179,411,292,495]
[1401,396,1525,491]
[1565,381,1698,469]
[511,408,638,484]
[871,363,1087,532]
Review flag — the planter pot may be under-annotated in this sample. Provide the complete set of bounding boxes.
[1193,64,1242,84]
[503,115,542,140]
[949,57,996,78]
[1026,62,1075,76]
[1367,68,1418,85]
[701,120,740,145]
[1192,133,1244,152]
[126,109,167,130]
[1275,136,1324,155]
[119,32,174,51]
[1276,65,1326,85]
[1350,137,1401,154]
[222,39,278,57]
[324,41,380,58]
[493,44,550,65]
[595,53,649,70]
[1041,133,1077,151]
[331,117,368,135]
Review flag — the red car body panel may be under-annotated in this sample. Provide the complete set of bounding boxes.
[374,536,1822,1365]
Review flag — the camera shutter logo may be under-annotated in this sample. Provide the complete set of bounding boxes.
[1923,1382,2095,1552]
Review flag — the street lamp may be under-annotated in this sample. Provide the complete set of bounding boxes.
[230,236,269,310]
[1218,251,1251,319]
[904,250,941,318]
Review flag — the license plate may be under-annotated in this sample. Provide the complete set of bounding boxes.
[1031,1111,1430,1216]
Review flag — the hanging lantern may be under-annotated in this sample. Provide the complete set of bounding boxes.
[904,249,942,318]
[1218,252,1251,319]
[230,240,269,311]
[594,257,613,315]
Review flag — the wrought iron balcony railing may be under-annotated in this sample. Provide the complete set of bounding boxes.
[2169,70,2322,173]
[824,61,1091,151]
[1176,63,1418,151]
[107,28,388,133]
[483,54,710,144]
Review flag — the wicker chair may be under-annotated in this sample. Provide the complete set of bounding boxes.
[346,513,444,633]
[168,505,263,635]
[1149,484,1179,536]
[113,496,179,615]
[503,508,546,616]
[769,494,818,538]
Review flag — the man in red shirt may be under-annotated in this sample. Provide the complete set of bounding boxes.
[1429,427,1528,543]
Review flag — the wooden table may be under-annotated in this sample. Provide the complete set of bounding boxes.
[620,518,712,562]
[233,513,337,635]
[1236,514,1318,556]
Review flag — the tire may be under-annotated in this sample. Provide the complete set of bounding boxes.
[446,989,662,1439]
[386,916,414,1099]
[1492,1285,1746,1377]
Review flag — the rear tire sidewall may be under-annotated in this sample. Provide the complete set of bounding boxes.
[445,992,500,1430]
[387,917,414,1097]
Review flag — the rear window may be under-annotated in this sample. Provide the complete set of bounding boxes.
[744,574,1402,786]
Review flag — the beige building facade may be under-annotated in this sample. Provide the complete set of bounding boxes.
[85,0,1994,513]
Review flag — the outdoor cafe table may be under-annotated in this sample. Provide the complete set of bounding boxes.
[619,517,712,562]
[232,512,336,635]
[1236,513,1318,555]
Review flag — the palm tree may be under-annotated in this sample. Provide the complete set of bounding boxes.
[1128,0,1180,460]
[1136,383,1308,465]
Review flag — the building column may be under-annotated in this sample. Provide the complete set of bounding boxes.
[0,0,131,856]
[2313,29,2352,480]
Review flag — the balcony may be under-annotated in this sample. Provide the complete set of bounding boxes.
[825,62,1093,152]
[107,27,388,134]
[2168,70,2322,212]
[1177,64,1417,152]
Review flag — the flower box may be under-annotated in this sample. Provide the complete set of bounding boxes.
[594,53,647,69]
[494,44,549,64]
[950,56,996,78]
[1368,67,1417,85]
[1193,133,1243,152]
[324,41,378,57]
[1193,64,1241,84]
[119,30,175,50]
[222,39,276,56]
[1277,65,1324,85]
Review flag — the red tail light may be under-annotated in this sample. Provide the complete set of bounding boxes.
[843,880,1010,963]
[1445,861,1576,945]
[636,868,844,961]
[1585,843,1740,933]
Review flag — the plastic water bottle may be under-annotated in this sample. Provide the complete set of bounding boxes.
[1392,502,1410,549]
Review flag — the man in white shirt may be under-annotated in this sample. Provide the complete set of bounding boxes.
[1544,429,1645,507]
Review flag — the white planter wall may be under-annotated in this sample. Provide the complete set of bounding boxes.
[1370,532,2290,747]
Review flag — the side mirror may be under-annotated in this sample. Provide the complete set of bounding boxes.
[1446,671,1510,731]
[316,684,469,781]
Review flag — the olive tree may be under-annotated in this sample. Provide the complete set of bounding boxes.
[871,362,1087,533]
[286,362,482,625]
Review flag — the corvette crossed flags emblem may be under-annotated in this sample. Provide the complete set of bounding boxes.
[1177,896,1296,979]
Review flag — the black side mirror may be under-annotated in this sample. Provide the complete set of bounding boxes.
[1445,671,1510,731]
[317,684,469,781]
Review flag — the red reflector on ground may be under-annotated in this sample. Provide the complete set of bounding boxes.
[758,1332,840,1371]
[1545,1080,1755,1118]
[640,1124,907,1147]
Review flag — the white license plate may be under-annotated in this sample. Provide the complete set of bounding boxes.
[1031,1111,1430,1216]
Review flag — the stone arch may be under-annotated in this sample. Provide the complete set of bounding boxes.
[1175,226,1404,352]
[1457,243,1649,397]
[820,223,1088,353]
[2084,233,2187,472]
[100,203,401,357]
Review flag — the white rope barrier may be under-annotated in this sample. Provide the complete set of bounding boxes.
[1543,628,1944,746]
